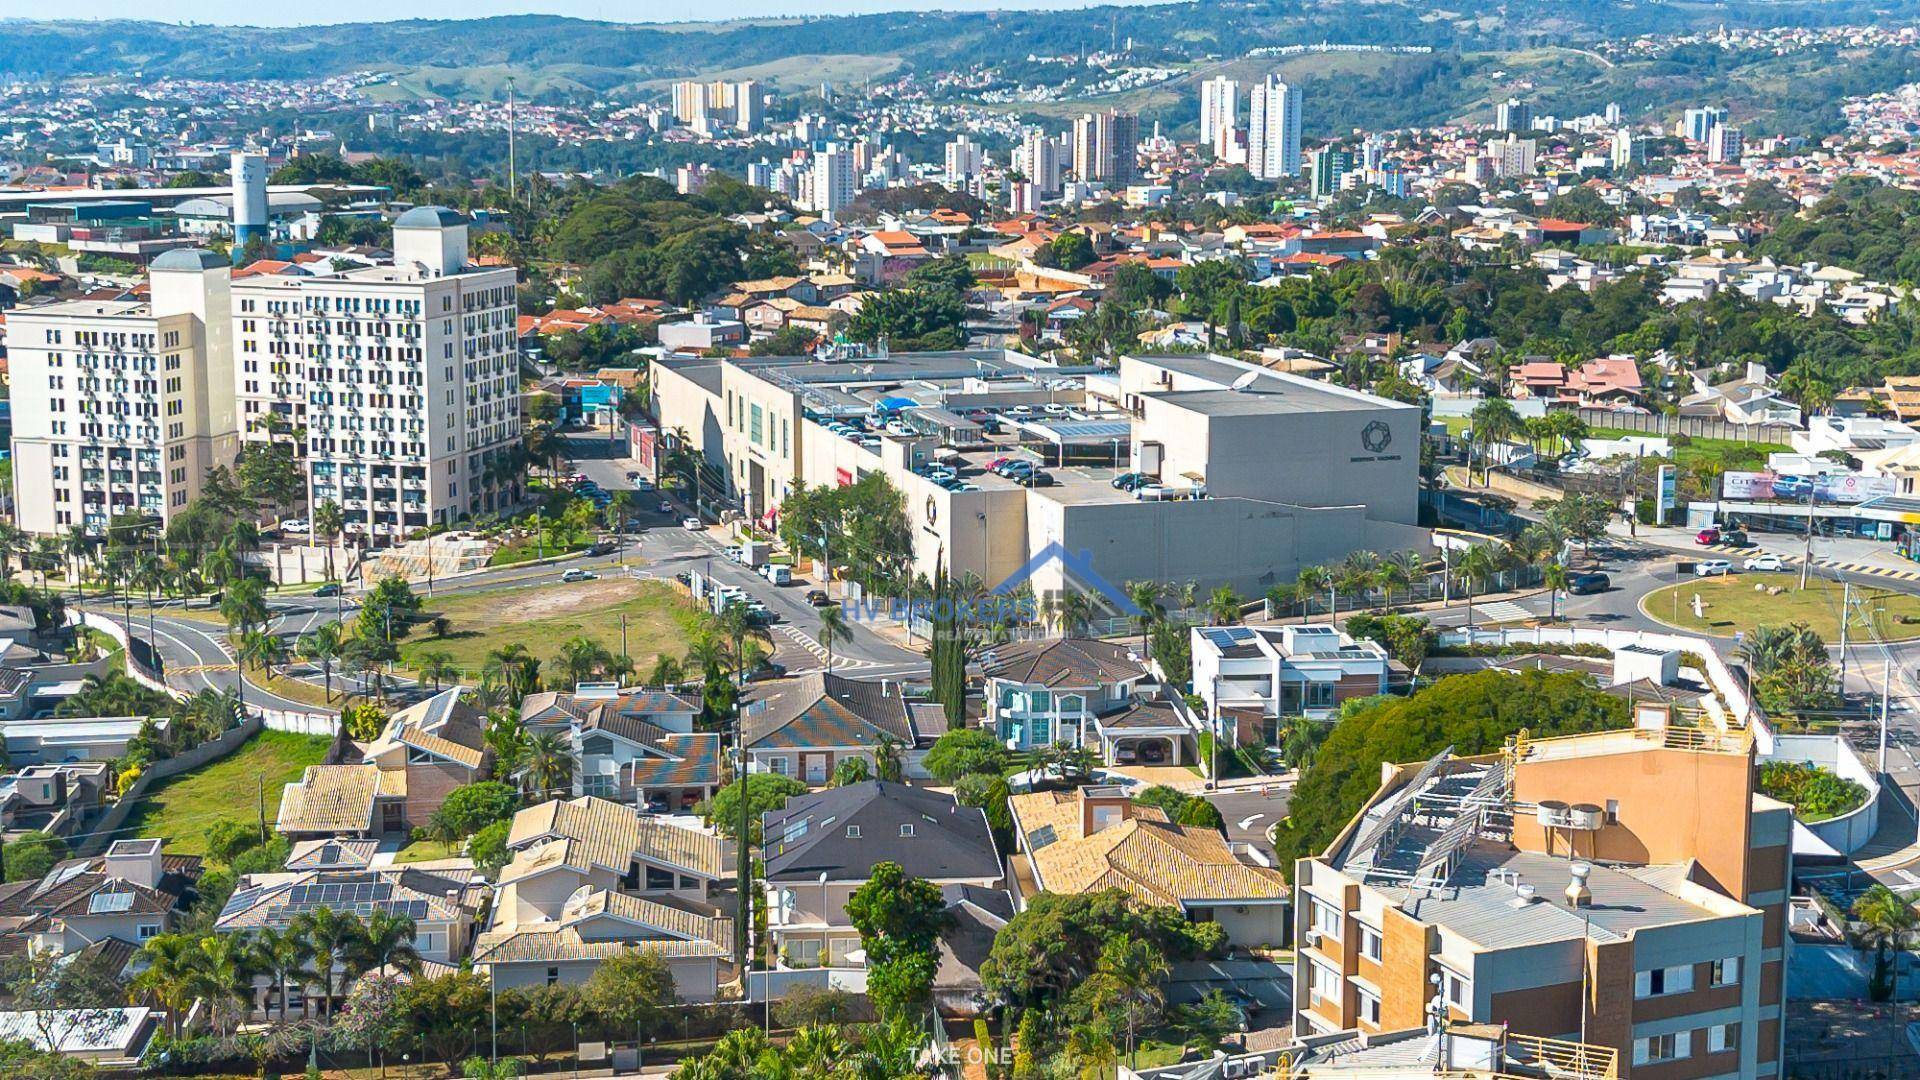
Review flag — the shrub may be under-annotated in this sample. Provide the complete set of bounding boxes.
[1757,759,1868,822]
[923,729,1007,784]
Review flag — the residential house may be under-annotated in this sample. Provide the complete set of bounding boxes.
[278,686,491,839]
[1191,624,1394,747]
[215,864,485,1017]
[0,762,109,841]
[762,781,1002,969]
[0,839,201,955]
[474,796,732,998]
[1005,785,1289,946]
[521,687,720,811]
[1679,361,1803,427]
[741,673,938,785]
[980,637,1151,755]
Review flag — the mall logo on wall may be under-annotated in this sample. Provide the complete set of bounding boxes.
[1352,419,1401,463]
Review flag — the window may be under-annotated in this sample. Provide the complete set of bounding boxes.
[1305,681,1337,709]
[1635,964,1694,998]
[1309,960,1341,1008]
[1358,922,1383,963]
[1707,1024,1735,1054]
[1356,987,1381,1026]
[1308,897,1342,942]
[846,826,862,839]
[1633,1033,1689,1066]
[546,967,561,987]
[768,757,791,776]
[900,823,916,837]
[137,923,160,940]
[1710,956,1740,987]
[1605,799,1620,824]
[1440,967,1471,1011]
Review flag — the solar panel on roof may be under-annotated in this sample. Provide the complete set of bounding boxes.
[88,891,134,914]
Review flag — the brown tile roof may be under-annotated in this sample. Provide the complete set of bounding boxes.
[1009,791,1287,907]
[277,764,385,834]
[983,637,1146,688]
[505,796,725,879]
[742,673,915,751]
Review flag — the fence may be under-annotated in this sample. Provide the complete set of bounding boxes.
[745,967,870,1001]
[260,707,337,736]
[73,610,177,701]
[76,713,264,857]
[1575,407,1797,445]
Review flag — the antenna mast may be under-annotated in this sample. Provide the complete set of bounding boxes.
[507,76,518,202]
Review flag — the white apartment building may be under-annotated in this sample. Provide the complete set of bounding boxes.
[231,207,521,544]
[9,249,238,536]
[1248,76,1303,180]
[1200,76,1239,158]
[944,136,985,181]
[1016,129,1064,196]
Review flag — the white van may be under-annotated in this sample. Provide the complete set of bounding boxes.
[764,564,793,586]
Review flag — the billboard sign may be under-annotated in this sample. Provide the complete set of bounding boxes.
[1721,471,1895,505]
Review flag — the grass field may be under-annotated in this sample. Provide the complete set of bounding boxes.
[391,838,461,864]
[121,729,332,856]
[1641,572,1920,641]
[1589,427,1788,472]
[397,578,713,681]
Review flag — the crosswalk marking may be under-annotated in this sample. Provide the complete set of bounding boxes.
[1475,600,1533,623]
[169,663,238,674]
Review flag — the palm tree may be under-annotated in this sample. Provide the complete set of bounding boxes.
[1045,590,1095,636]
[817,604,849,673]
[1064,1017,1122,1080]
[133,934,201,1036]
[348,910,422,979]
[1853,884,1919,1002]
[649,655,685,686]
[191,932,262,1035]
[1205,584,1242,626]
[290,906,361,1020]
[221,576,270,638]
[314,500,345,583]
[1294,565,1332,623]
[237,629,284,678]
[1542,561,1570,622]
[482,643,540,701]
[299,623,345,702]
[1086,937,1170,1066]
[1376,550,1422,602]
[416,649,460,691]
[718,604,753,683]
[1125,580,1164,652]
[30,535,61,597]
[249,926,312,1025]
[0,519,25,579]
[1338,550,1381,607]
[135,551,167,655]
[61,524,89,602]
[1456,544,1498,629]
[526,731,573,800]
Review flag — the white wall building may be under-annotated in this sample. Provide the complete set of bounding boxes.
[1200,76,1239,158]
[1248,76,1303,180]
[9,248,238,535]
[231,207,521,544]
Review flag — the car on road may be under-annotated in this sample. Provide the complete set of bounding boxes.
[313,583,341,598]
[625,470,641,481]
[588,540,617,556]
[764,564,793,586]
[745,660,788,683]
[681,517,704,531]
[658,500,673,514]
[805,589,832,606]
[1695,526,1723,545]
[1743,553,1786,572]
[562,568,599,582]
[1568,572,1611,595]
[1694,559,1733,577]
[280,518,310,533]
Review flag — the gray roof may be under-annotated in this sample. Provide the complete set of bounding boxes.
[394,205,466,229]
[761,781,1001,884]
[150,247,229,271]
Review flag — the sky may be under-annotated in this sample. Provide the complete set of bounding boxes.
[0,0,1170,26]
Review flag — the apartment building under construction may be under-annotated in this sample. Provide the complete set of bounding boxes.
[1292,705,1789,1079]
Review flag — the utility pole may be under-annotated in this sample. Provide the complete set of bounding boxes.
[1839,579,1852,686]
[1799,478,1818,589]
[620,613,629,671]
[258,774,267,844]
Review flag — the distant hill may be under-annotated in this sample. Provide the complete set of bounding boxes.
[2,1,1917,99]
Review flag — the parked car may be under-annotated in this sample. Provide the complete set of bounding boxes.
[1568,572,1611,595]
[1694,559,1733,577]
[280,518,310,533]
[764,564,793,586]
[682,516,705,531]
[984,456,1014,472]
[745,660,788,683]
[1743,553,1786,572]
[313,583,342,598]
[587,540,617,556]
[562,568,599,582]
[805,589,832,606]
[625,470,641,481]
[1024,471,1056,486]
[1111,472,1148,491]
[1695,527,1723,545]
